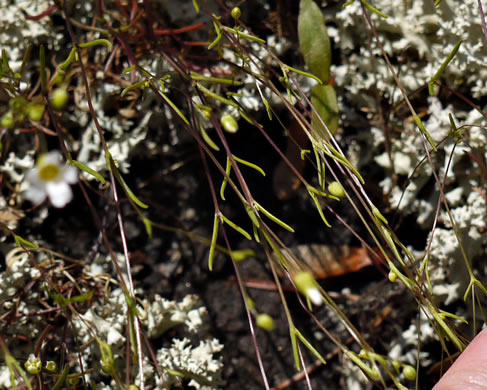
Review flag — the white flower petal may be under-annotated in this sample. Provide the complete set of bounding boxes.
[25,168,41,186]
[24,187,47,205]
[46,181,73,208]
[63,165,78,184]
[42,151,63,165]
[307,288,323,306]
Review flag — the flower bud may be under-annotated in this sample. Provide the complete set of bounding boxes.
[1,111,14,129]
[294,271,323,305]
[388,271,397,283]
[221,113,239,133]
[67,376,80,387]
[328,181,345,198]
[231,7,241,19]
[256,313,275,331]
[51,87,69,110]
[26,102,45,122]
[246,297,255,311]
[403,365,417,380]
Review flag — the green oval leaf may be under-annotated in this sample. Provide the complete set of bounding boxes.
[298,0,332,84]
[311,84,338,136]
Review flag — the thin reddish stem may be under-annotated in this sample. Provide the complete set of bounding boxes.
[25,3,56,21]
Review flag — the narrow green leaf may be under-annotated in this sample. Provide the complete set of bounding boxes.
[1,50,13,76]
[256,83,273,120]
[194,82,238,107]
[190,71,242,86]
[208,213,219,271]
[111,165,148,209]
[316,142,365,184]
[255,202,294,232]
[166,368,185,378]
[428,40,462,96]
[230,249,256,262]
[221,215,252,240]
[309,191,331,227]
[233,155,266,176]
[200,125,220,151]
[121,80,148,97]
[19,45,32,79]
[313,147,326,191]
[208,20,223,50]
[143,217,153,239]
[46,288,94,306]
[360,0,388,18]
[290,327,300,370]
[58,47,77,72]
[372,206,388,225]
[220,157,231,201]
[96,337,115,376]
[238,108,261,128]
[79,39,113,50]
[69,159,105,183]
[252,222,260,243]
[284,64,323,84]
[223,27,266,44]
[51,364,69,390]
[122,64,136,73]
[66,289,94,304]
[160,87,190,125]
[14,234,38,249]
[413,113,437,151]
[295,329,327,365]
[245,204,260,228]
[298,0,331,83]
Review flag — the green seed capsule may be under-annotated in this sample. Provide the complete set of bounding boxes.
[1,111,14,129]
[403,365,417,380]
[198,105,212,119]
[9,96,27,112]
[388,271,397,283]
[51,87,69,110]
[328,181,345,198]
[45,360,57,372]
[256,313,275,331]
[392,360,401,372]
[26,102,45,122]
[67,376,80,386]
[221,113,239,133]
[231,7,241,19]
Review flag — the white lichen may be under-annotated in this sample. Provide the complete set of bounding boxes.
[71,287,221,389]
[155,338,224,390]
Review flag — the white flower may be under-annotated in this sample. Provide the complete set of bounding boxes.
[294,271,323,306]
[24,354,41,375]
[24,151,78,208]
